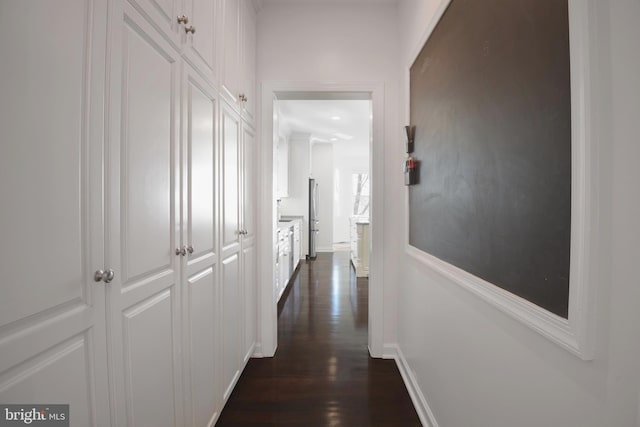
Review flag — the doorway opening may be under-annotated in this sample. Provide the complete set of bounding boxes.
[258,85,384,358]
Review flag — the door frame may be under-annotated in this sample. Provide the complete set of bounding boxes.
[256,81,385,358]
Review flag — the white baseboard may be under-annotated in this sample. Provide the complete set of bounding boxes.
[383,344,439,427]
[252,342,263,358]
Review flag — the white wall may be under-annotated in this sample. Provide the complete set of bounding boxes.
[332,139,369,243]
[257,1,401,346]
[396,1,640,426]
[311,142,334,251]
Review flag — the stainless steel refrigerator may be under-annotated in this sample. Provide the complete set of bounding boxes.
[308,178,319,259]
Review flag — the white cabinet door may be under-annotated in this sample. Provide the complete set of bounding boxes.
[241,124,256,361]
[220,100,242,401]
[106,4,183,426]
[128,0,181,46]
[293,223,301,269]
[181,63,220,427]
[0,1,111,425]
[221,0,240,106]
[183,0,218,82]
[241,1,257,121]
[276,136,289,198]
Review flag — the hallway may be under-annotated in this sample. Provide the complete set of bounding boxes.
[217,251,421,426]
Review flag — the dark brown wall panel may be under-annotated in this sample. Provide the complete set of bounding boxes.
[409,0,571,317]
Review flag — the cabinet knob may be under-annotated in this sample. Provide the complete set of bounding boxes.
[176,247,186,256]
[94,269,115,284]
[186,245,194,254]
[185,25,196,34]
[238,94,247,103]
[177,15,189,24]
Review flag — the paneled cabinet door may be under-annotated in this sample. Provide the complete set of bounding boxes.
[220,101,242,402]
[221,0,241,107]
[127,0,182,45]
[241,124,257,362]
[105,4,183,426]
[0,2,111,425]
[182,0,218,82]
[180,63,220,427]
[241,1,257,121]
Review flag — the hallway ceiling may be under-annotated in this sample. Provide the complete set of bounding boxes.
[277,100,371,145]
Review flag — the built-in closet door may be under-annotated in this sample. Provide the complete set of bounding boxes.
[105,3,183,426]
[183,0,219,82]
[220,100,242,401]
[0,1,111,425]
[241,1,257,121]
[241,124,257,361]
[220,0,240,106]
[180,63,220,427]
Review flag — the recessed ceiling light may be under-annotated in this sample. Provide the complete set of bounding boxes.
[330,137,338,141]
[331,116,341,120]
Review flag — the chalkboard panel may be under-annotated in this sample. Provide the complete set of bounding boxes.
[409,0,571,318]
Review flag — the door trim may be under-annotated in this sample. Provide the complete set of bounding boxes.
[257,81,385,357]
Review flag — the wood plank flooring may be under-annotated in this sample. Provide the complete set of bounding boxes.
[217,251,421,426]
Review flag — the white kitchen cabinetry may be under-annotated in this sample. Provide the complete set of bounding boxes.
[293,221,302,270]
[350,217,370,277]
[276,136,290,198]
[275,220,302,302]
[221,0,257,119]
[278,227,291,301]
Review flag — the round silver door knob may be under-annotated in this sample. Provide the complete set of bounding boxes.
[94,270,105,282]
[104,269,115,283]
[176,247,186,256]
[185,26,196,34]
[177,15,189,24]
[187,245,194,254]
[94,269,115,283]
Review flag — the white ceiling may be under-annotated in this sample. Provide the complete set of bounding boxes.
[276,100,371,144]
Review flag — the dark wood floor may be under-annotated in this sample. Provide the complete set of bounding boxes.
[216,251,421,426]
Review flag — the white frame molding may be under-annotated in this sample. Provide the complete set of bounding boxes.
[404,0,596,360]
[257,81,385,358]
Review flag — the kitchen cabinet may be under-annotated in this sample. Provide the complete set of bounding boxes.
[350,217,370,277]
[275,219,302,302]
[293,221,302,270]
[276,136,290,198]
[278,226,291,301]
